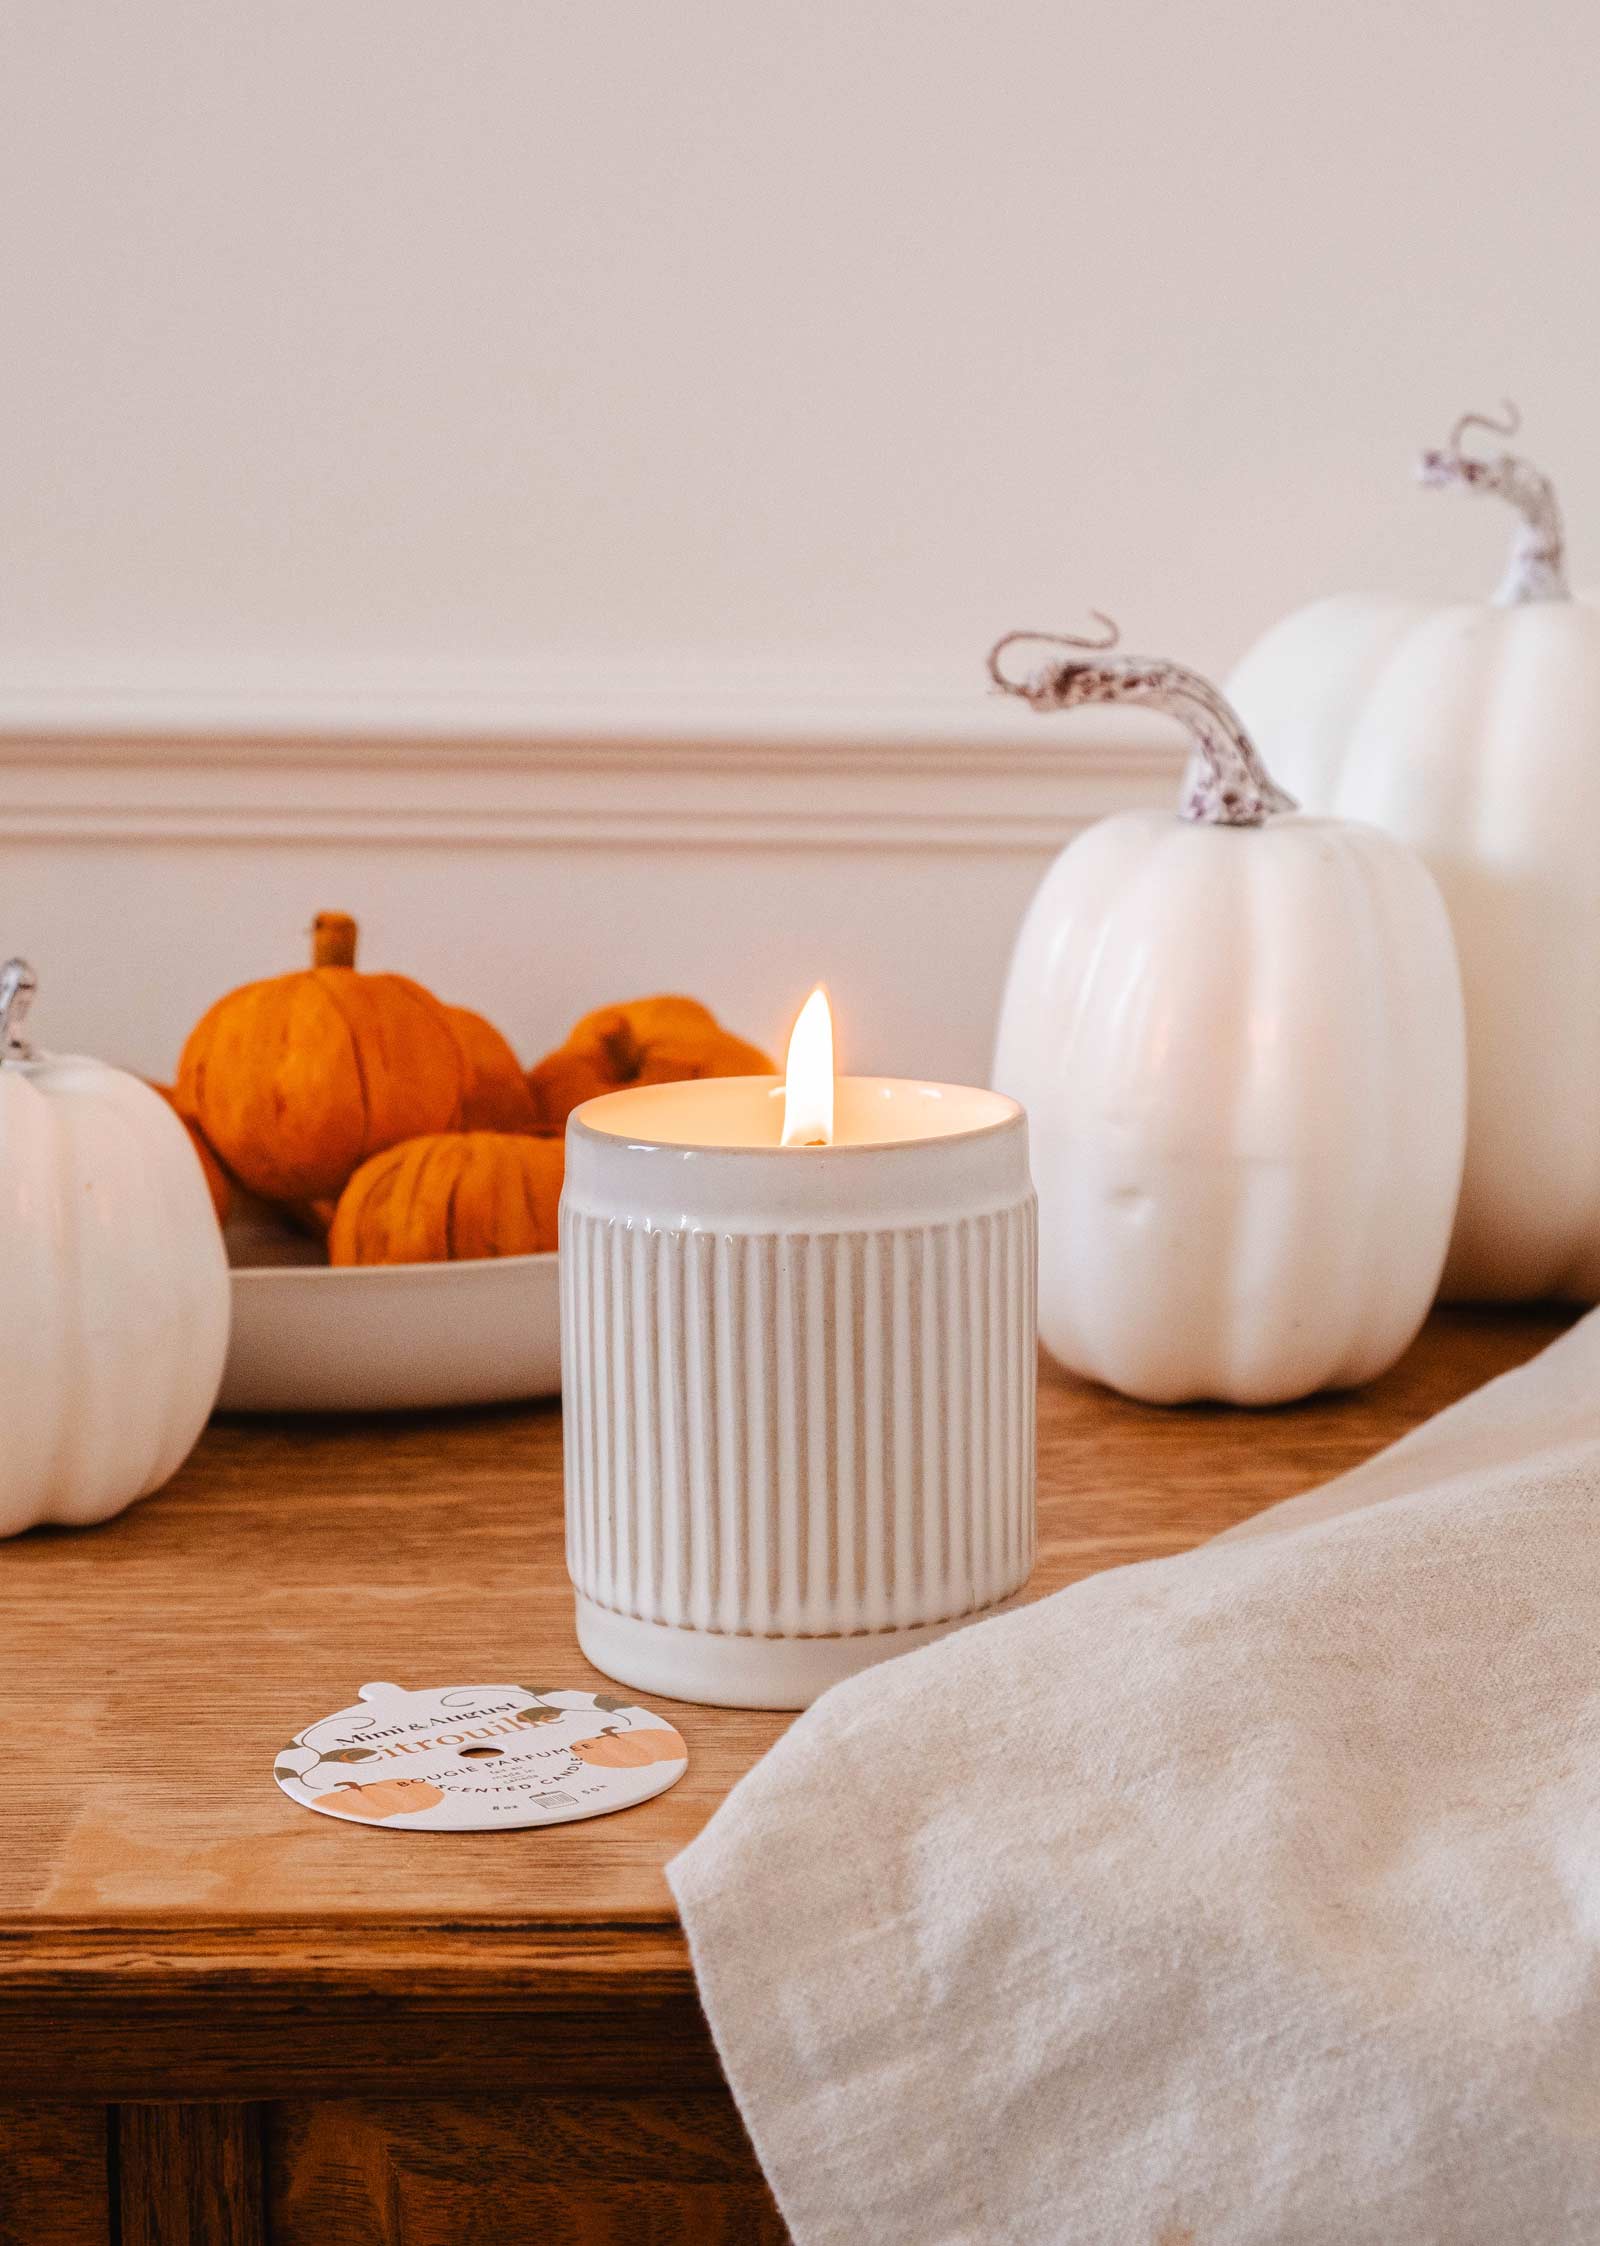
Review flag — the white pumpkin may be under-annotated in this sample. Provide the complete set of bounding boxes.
[990,628,1466,1406]
[1227,405,1600,1301]
[0,959,231,1533]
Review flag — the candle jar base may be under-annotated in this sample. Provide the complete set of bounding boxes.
[574,1593,1011,1712]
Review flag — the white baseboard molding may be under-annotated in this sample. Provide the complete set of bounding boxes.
[0,667,1184,853]
[0,667,1192,1082]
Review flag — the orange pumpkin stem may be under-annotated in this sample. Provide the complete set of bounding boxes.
[312,912,359,970]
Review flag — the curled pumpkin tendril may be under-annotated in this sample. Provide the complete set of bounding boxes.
[1417,399,1567,606]
[986,621,1296,828]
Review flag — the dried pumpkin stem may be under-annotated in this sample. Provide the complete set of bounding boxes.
[1418,401,1569,605]
[312,912,359,969]
[0,958,37,1061]
[988,625,1297,828]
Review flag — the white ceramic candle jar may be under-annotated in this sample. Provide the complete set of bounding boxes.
[561,1076,1037,1709]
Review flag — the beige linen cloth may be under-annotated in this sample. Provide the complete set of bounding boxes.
[669,1314,1600,2244]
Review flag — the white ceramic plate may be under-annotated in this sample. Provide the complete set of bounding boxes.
[217,1214,561,1413]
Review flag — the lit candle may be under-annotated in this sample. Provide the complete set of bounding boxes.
[780,985,834,1148]
[559,991,1038,1710]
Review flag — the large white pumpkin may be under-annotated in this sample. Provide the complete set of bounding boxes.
[990,630,1466,1406]
[1227,406,1600,1301]
[0,959,231,1533]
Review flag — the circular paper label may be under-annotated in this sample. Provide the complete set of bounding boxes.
[273,1681,688,1831]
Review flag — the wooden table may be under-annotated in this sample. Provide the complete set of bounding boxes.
[0,1307,1568,2245]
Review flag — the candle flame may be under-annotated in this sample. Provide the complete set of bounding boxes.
[781,986,834,1147]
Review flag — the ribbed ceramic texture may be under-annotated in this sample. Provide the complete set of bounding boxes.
[562,1202,1036,1641]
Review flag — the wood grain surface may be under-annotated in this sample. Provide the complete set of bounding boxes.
[118,2102,264,2246]
[0,2104,110,2246]
[268,2095,788,2245]
[0,1305,1570,2106]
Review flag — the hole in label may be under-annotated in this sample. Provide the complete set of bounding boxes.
[457,1746,504,1760]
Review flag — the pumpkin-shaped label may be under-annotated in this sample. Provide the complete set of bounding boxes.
[572,1727,695,1769]
[274,1681,687,1831]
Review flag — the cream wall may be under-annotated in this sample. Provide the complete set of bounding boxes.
[1,0,1596,1071]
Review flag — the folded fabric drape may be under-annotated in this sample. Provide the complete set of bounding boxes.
[671,1312,1600,2245]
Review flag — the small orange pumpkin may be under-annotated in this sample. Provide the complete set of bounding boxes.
[176,912,468,1203]
[570,1725,686,1769]
[446,1004,541,1134]
[329,1131,565,1265]
[526,995,774,1134]
[317,1777,446,1821]
[150,1082,232,1225]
